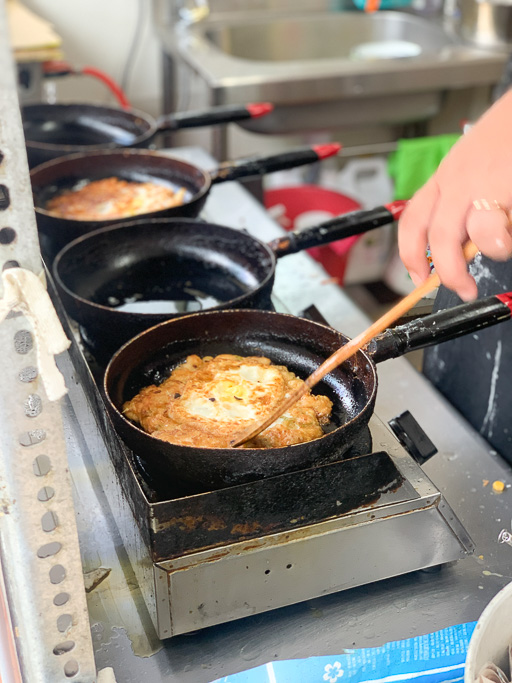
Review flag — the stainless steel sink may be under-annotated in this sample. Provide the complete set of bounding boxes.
[155,5,508,135]
[204,11,453,62]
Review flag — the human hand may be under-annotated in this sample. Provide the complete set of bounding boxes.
[398,90,512,301]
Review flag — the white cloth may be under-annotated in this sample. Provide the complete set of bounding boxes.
[0,268,70,401]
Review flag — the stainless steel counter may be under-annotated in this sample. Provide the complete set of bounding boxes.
[64,149,512,683]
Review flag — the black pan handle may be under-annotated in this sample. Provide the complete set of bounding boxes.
[367,293,512,364]
[209,144,341,184]
[155,103,274,132]
[268,200,408,258]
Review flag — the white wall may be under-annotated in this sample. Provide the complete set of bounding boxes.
[22,0,162,115]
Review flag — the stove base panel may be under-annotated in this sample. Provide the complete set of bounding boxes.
[153,497,469,636]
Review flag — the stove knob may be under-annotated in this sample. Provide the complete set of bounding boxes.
[388,410,438,465]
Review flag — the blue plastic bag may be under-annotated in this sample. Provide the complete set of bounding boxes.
[210,621,477,683]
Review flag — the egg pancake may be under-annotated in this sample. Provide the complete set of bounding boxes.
[45,176,186,221]
[122,353,333,448]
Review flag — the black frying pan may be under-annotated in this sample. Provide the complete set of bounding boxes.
[52,203,406,359]
[31,144,340,261]
[22,102,273,168]
[104,296,512,493]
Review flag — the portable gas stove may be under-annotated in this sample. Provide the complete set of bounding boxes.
[58,295,475,640]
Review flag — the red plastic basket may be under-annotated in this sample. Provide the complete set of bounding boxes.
[264,185,363,284]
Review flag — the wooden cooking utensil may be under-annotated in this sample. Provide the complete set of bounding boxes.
[231,242,479,448]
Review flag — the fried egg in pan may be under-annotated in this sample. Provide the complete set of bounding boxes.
[46,176,186,221]
[123,354,333,448]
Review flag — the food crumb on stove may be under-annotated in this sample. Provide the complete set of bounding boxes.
[483,479,489,487]
[492,480,506,493]
[478,555,484,560]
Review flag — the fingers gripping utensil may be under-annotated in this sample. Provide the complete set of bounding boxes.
[231,242,479,448]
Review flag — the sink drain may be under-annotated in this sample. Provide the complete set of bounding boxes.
[350,40,422,60]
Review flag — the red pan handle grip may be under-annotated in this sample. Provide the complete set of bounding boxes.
[367,292,512,364]
[156,103,274,132]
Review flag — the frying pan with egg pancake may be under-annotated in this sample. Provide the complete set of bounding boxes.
[104,297,512,493]
[30,144,340,261]
[52,205,405,360]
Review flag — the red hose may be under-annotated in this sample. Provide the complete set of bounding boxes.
[80,66,131,109]
[42,61,131,109]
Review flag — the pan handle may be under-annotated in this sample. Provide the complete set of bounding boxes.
[268,200,407,258]
[155,103,274,133]
[209,144,341,184]
[367,293,512,364]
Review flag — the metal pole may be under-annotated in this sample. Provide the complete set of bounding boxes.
[0,2,97,680]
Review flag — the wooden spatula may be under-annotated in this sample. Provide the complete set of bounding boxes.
[230,242,479,448]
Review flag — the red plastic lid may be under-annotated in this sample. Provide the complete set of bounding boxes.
[265,185,360,221]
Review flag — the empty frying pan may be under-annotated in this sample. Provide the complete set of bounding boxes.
[52,202,406,358]
[22,102,273,167]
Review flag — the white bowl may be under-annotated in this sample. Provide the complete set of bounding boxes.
[465,581,512,683]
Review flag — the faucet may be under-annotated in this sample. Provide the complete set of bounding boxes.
[175,0,210,25]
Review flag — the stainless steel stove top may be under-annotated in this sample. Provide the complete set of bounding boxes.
[149,413,474,637]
